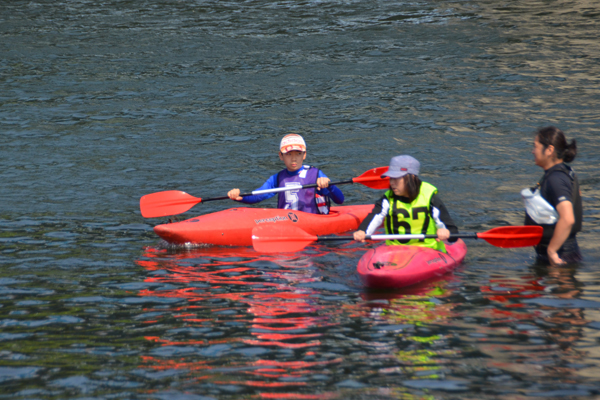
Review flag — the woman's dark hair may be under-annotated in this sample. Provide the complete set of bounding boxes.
[404,174,422,202]
[536,126,577,163]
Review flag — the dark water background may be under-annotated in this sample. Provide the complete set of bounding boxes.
[2,1,600,398]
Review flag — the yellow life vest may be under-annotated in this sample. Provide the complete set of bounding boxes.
[384,181,446,253]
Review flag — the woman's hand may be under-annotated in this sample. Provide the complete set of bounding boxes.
[227,188,243,201]
[548,250,566,265]
[436,228,450,241]
[354,230,366,242]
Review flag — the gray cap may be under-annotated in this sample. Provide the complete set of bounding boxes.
[381,155,420,178]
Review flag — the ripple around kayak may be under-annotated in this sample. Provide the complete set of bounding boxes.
[153,205,374,247]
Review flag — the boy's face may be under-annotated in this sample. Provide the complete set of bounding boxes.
[279,150,306,172]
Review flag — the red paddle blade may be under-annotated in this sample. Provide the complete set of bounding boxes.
[252,225,318,253]
[477,226,543,248]
[352,167,390,189]
[140,191,203,218]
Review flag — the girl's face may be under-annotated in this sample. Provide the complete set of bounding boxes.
[279,150,306,172]
[532,137,555,169]
[389,176,409,197]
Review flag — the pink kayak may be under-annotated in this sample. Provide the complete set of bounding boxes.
[357,240,467,289]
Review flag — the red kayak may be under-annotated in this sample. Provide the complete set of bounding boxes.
[154,205,373,247]
[356,240,467,289]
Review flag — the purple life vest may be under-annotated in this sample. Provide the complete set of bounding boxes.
[276,166,329,214]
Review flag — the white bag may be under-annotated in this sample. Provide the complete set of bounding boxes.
[521,187,558,225]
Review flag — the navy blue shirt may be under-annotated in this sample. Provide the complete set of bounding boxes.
[540,163,575,208]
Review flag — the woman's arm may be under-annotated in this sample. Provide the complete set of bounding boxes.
[547,200,575,265]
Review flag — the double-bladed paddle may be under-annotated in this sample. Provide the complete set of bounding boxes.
[140,166,390,218]
[251,225,543,253]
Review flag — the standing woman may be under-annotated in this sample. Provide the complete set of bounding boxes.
[526,126,583,265]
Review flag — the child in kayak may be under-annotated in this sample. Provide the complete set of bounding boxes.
[227,134,344,214]
[353,155,458,253]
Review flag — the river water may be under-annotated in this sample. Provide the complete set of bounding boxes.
[2,0,600,398]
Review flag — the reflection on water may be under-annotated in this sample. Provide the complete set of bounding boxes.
[134,246,463,398]
[462,261,598,390]
[136,247,346,396]
[129,246,600,398]
[363,284,460,390]
[1,228,599,397]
